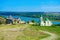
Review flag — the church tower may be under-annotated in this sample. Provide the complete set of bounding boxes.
[39,15,52,26]
[40,15,45,26]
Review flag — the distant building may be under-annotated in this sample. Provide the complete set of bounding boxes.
[40,16,52,26]
[17,17,21,23]
[13,17,22,24]
[6,15,13,24]
[17,17,25,24]
[20,21,25,24]
[6,15,25,24]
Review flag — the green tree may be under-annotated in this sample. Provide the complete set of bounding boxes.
[31,19,35,23]
[27,21,29,24]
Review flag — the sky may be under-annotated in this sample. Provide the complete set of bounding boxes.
[0,0,60,12]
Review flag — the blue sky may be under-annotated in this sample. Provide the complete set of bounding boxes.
[0,0,60,12]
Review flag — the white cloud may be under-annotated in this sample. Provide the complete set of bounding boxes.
[40,6,60,12]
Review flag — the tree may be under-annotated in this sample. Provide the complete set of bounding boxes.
[27,21,29,24]
[31,19,35,23]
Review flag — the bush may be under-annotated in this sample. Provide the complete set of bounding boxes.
[0,17,6,24]
[27,21,29,24]
[31,19,35,23]
[0,21,2,24]
[32,23,39,26]
[55,24,60,26]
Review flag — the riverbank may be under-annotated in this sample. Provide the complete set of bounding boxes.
[55,20,60,22]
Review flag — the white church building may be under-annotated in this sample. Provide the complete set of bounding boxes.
[40,16,52,26]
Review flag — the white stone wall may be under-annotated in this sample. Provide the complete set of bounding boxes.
[40,16,52,26]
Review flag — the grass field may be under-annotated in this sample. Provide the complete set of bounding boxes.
[0,24,49,40]
[0,24,60,40]
[29,25,60,40]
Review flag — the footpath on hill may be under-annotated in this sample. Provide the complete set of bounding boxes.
[0,24,58,40]
[40,30,57,40]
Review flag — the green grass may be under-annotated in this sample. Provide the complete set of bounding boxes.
[16,28,49,40]
[0,24,60,40]
[29,25,60,40]
[0,24,25,30]
[0,24,49,40]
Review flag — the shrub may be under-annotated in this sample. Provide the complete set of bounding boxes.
[0,17,6,24]
[31,19,35,23]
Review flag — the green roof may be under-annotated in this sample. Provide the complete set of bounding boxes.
[44,18,48,21]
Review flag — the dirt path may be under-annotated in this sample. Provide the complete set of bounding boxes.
[1,24,28,32]
[0,25,58,40]
[40,30,57,40]
[0,24,28,40]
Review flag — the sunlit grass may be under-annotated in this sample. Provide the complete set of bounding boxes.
[29,25,60,40]
[0,24,49,40]
[16,28,49,40]
[0,24,25,30]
